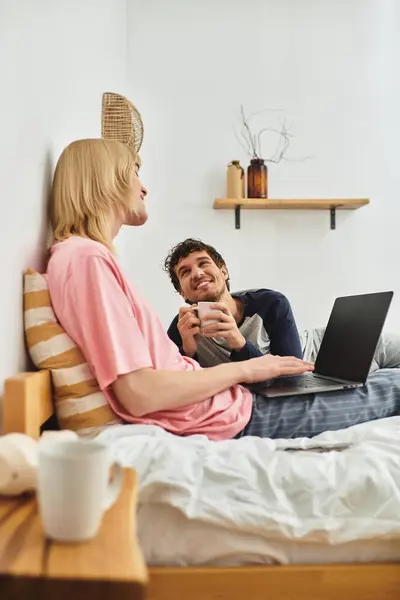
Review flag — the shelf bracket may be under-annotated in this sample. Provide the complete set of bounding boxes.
[235,205,241,229]
[232,203,344,230]
[330,207,336,230]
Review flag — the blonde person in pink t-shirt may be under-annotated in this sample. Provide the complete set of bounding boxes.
[47,139,400,440]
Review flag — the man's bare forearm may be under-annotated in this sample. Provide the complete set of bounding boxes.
[112,354,313,418]
[112,362,247,417]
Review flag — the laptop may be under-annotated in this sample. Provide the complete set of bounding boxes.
[254,291,393,398]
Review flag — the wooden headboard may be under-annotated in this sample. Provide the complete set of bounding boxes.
[3,370,54,438]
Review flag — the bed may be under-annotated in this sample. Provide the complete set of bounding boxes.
[3,369,400,600]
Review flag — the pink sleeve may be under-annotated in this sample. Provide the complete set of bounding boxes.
[68,255,153,389]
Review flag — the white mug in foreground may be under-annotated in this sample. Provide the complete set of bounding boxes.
[37,438,123,543]
[197,301,219,326]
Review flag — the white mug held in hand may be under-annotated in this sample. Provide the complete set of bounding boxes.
[197,301,228,344]
[37,439,124,542]
[197,301,219,326]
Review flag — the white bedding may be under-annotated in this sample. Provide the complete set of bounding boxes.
[97,417,400,566]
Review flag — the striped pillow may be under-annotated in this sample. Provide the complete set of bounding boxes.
[24,268,122,436]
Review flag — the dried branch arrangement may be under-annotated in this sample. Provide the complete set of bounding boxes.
[235,105,310,163]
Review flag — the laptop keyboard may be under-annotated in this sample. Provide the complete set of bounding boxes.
[274,375,344,390]
[297,376,342,389]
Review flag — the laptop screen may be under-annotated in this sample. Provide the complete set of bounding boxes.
[315,292,393,383]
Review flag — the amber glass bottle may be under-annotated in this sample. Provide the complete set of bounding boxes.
[247,158,267,198]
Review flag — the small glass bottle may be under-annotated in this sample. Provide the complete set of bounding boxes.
[247,158,268,198]
[226,160,245,199]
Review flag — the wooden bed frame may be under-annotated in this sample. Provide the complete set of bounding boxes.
[3,370,400,600]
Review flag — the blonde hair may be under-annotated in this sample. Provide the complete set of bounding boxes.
[51,139,138,250]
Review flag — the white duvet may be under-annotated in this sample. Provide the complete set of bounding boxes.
[97,417,400,566]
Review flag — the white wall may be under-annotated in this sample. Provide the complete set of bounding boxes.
[124,0,400,333]
[0,0,127,406]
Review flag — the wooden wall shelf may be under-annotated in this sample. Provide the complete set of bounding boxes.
[213,198,370,230]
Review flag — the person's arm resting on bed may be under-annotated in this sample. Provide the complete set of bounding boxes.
[112,353,310,417]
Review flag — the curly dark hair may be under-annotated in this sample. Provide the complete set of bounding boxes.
[164,238,230,293]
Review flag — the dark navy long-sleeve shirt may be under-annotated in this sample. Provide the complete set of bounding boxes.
[167,289,302,368]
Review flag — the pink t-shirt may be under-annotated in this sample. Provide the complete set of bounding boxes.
[46,236,252,440]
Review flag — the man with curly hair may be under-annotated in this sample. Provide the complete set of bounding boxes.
[164,238,302,367]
